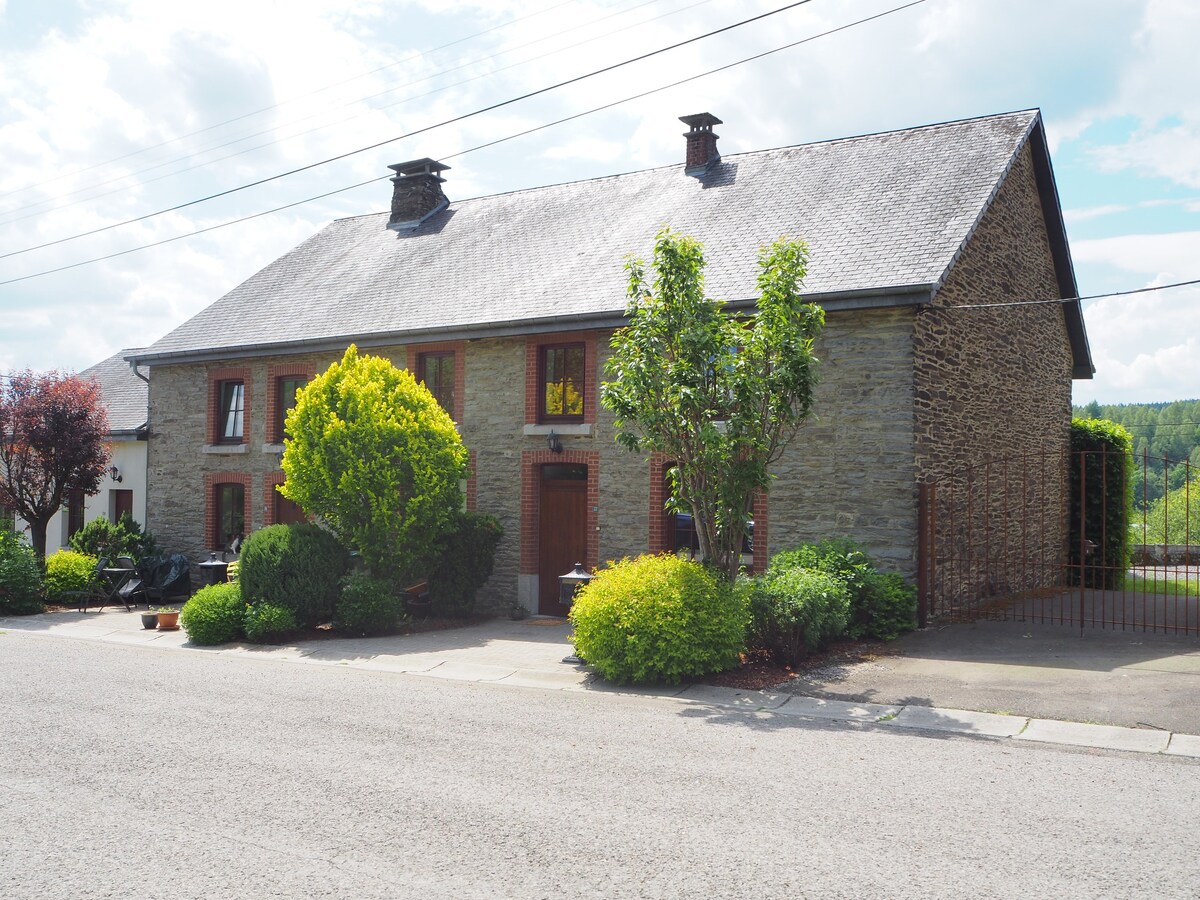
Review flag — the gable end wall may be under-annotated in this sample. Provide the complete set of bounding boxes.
[914,142,1074,596]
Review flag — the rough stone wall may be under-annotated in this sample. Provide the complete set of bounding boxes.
[146,348,406,563]
[914,142,1075,605]
[767,307,918,574]
[145,338,654,611]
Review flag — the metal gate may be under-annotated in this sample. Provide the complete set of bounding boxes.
[917,449,1200,635]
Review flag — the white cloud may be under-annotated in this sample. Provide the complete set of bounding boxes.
[1074,230,1200,403]
[0,0,1190,401]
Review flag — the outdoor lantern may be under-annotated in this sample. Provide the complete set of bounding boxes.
[197,552,229,587]
[558,562,593,666]
[547,430,563,454]
[558,561,593,609]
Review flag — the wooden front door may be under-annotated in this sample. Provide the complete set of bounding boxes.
[538,464,588,616]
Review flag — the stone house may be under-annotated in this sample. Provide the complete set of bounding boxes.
[14,349,150,554]
[128,109,1093,614]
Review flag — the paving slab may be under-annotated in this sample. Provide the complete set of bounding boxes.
[222,644,315,661]
[496,669,593,691]
[884,705,1028,737]
[581,680,690,698]
[421,661,517,682]
[676,684,791,711]
[775,695,900,723]
[1018,718,1171,753]
[1165,733,1200,758]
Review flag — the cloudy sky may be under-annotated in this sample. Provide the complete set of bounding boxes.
[0,0,1196,404]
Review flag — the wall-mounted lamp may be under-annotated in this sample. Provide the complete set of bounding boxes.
[547,430,563,454]
[108,465,122,483]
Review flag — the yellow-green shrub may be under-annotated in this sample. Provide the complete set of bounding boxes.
[569,554,748,684]
[43,550,98,602]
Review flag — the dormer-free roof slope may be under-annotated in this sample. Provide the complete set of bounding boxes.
[132,109,1091,377]
[80,348,148,435]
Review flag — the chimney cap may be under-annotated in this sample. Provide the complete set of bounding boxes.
[388,158,451,181]
[679,113,722,132]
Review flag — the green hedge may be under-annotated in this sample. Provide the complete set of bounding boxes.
[239,524,348,627]
[334,572,403,636]
[569,554,748,684]
[765,538,915,641]
[0,529,43,615]
[180,583,245,646]
[749,567,850,666]
[1070,418,1133,588]
[243,602,298,643]
[68,513,157,561]
[429,511,503,617]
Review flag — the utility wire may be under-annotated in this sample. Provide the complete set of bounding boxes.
[0,0,716,228]
[0,0,581,203]
[928,278,1200,309]
[0,0,817,262]
[0,0,927,288]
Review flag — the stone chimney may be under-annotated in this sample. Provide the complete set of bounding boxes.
[680,113,722,177]
[387,158,450,232]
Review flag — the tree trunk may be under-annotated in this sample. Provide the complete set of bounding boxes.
[27,516,50,568]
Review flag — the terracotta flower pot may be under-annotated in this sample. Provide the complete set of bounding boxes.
[156,610,180,631]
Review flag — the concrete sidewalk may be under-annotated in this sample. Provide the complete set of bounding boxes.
[2,607,1198,760]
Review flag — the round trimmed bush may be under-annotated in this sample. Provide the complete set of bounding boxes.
[180,583,245,646]
[568,554,748,684]
[768,538,915,641]
[749,567,850,666]
[0,528,43,615]
[239,523,348,627]
[43,550,98,602]
[243,602,298,643]
[334,572,403,636]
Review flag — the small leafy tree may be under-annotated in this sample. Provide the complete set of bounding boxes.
[602,228,824,581]
[0,371,109,564]
[279,346,468,583]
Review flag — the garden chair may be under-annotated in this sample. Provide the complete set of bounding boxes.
[62,556,111,613]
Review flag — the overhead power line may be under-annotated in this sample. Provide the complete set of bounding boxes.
[0,0,928,288]
[0,0,717,229]
[0,0,819,263]
[924,278,1200,310]
[0,0,580,204]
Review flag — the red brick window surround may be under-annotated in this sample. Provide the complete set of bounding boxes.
[263,470,307,526]
[519,449,600,577]
[647,454,767,572]
[205,472,252,551]
[266,363,314,444]
[466,450,478,512]
[524,332,596,426]
[207,367,251,445]
[407,341,465,424]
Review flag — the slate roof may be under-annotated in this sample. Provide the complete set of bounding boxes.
[132,109,1091,375]
[80,349,148,435]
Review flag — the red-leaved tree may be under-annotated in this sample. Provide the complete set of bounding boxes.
[0,371,109,563]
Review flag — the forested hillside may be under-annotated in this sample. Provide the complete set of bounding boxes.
[1074,400,1200,512]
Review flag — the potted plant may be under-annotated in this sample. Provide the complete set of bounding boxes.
[508,599,528,620]
[156,607,180,630]
[140,611,159,630]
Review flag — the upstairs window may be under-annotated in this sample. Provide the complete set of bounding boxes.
[218,380,245,443]
[540,343,585,423]
[418,351,456,416]
[275,376,308,441]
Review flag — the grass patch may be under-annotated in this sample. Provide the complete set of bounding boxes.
[1126,571,1200,596]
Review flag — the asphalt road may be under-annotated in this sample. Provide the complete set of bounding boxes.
[2,632,1198,900]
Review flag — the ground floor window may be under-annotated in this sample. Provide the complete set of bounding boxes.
[215,483,245,552]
